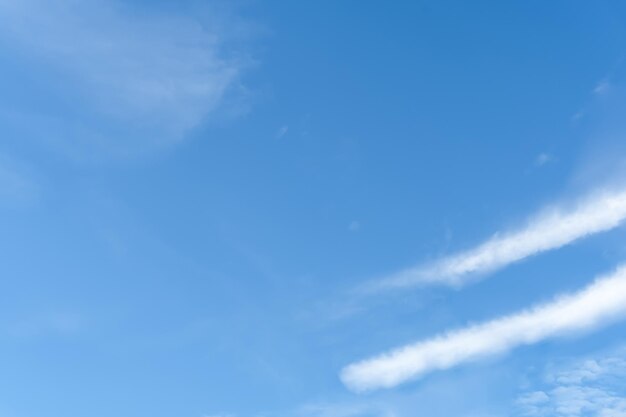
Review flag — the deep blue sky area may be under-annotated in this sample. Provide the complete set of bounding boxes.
[1,1,626,416]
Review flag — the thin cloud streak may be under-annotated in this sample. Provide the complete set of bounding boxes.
[374,188,626,289]
[342,265,626,392]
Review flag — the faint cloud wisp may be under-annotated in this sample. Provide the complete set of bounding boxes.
[0,153,39,206]
[0,0,255,157]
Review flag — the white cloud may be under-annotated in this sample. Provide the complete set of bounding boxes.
[0,0,251,156]
[341,265,626,392]
[516,354,626,416]
[372,188,626,290]
[516,391,550,415]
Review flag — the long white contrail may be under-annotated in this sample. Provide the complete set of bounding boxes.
[341,265,626,392]
[375,189,626,289]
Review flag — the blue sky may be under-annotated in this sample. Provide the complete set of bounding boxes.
[2,1,626,416]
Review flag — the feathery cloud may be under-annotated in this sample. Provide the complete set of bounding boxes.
[374,188,626,289]
[342,265,626,392]
[0,0,252,157]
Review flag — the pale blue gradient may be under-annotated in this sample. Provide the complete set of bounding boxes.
[1,1,626,417]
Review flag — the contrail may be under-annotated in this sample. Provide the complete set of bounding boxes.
[342,265,626,391]
[375,188,626,289]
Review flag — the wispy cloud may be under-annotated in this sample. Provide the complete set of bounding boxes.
[0,0,253,157]
[2,311,83,340]
[535,153,553,167]
[372,188,626,290]
[276,125,289,139]
[342,265,626,392]
[593,80,611,96]
[516,354,626,416]
[0,153,39,206]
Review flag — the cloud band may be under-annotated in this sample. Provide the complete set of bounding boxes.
[342,265,626,391]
